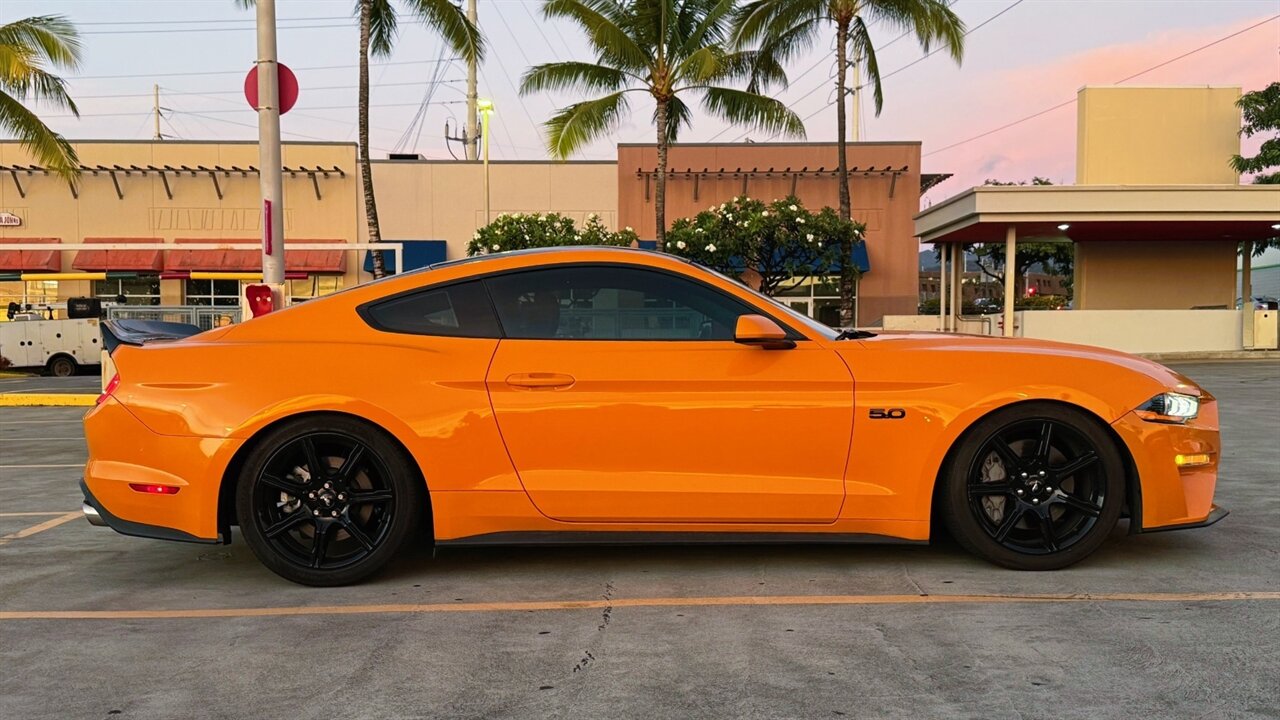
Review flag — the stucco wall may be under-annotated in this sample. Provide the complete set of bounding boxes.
[1074,240,1236,310]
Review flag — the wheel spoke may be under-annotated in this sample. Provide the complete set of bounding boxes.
[993,505,1026,543]
[347,489,393,505]
[1057,492,1102,518]
[1033,422,1054,464]
[340,517,375,551]
[300,437,325,483]
[259,473,302,495]
[335,444,366,482]
[310,519,335,568]
[968,482,1013,497]
[263,511,309,539]
[1037,511,1059,552]
[1054,451,1099,479]
[988,438,1023,476]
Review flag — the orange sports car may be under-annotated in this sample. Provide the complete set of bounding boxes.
[81,247,1224,585]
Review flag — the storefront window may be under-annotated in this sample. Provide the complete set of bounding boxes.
[288,276,343,302]
[773,276,853,328]
[93,278,161,306]
[184,279,240,307]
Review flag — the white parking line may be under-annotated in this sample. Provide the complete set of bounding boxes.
[0,421,84,425]
[0,464,84,469]
[0,438,84,441]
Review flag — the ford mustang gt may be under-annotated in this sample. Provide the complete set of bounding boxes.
[81,247,1225,585]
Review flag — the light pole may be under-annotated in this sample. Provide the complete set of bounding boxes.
[478,98,494,224]
[255,0,285,308]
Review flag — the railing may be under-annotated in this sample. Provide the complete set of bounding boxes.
[106,305,240,331]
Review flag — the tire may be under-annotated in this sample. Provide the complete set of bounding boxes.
[235,416,423,586]
[940,402,1125,571]
[48,355,77,377]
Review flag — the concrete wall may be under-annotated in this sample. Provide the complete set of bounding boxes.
[1077,86,1241,186]
[1074,240,1236,310]
[618,142,924,324]
[1018,309,1243,354]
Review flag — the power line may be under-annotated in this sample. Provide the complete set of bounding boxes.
[69,58,459,82]
[65,79,464,101]
[923,12,1280,158]
[45,101,464,119]
[82,22,353,36]
[74,15,349,26]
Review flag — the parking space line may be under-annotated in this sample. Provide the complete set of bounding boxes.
[0,512,72,517]
[0,464,83,468]
[0,421,84,425]
[0,511,81,544]
[0,438,85,441]
[2,591,1277,621]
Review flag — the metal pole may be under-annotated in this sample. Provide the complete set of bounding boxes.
[850,57,861,143]
[950,243,961,331]
[1003,226,1016,337]
[153,85,162,140]
[480,101,492,224]
[256,0,286,306]
[938,242,947,331]
[464,0,479,161]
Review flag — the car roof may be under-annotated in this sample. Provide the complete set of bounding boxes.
[429,245,693,271]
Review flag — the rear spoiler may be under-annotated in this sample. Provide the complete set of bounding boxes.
[101,319,203,355]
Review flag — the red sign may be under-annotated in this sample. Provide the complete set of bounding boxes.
[244,63,299,114]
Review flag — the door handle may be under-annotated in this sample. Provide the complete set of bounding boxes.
[505,372,575,389]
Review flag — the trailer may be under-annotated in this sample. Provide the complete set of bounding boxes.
[0,316,103,376]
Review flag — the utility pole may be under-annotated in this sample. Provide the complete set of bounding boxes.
[464,0,479,160]
[479,99,493,223]
[850,56,861,142]
[255,0,286,306]
[153,85,162,140]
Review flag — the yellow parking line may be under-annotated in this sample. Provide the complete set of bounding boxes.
[0,511,81,544]
[0,394,96,407]
[1,591,1276,621]
[0,512,72,517]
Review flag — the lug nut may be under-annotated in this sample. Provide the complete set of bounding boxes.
[1021,472,1028,478]
[312,510,320,516]
[337,494,345,501]
[330,510,339,517]
[1039,471,1046,476]
[1016,489,1024,495]
[308,492,316,499]
[1032,499,1040,504]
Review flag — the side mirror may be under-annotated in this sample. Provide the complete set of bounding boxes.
[734,314,795,350]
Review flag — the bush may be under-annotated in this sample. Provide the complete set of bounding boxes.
[466,212,639,256]
[0,355,11,371]
[665,196,864,295]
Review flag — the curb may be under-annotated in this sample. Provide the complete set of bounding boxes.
[0,394,97,407]
[1141,351,1280,362]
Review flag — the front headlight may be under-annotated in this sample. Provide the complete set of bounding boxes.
[1135,392,1200,424]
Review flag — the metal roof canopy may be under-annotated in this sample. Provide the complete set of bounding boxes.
[915,185,1280,245]
[632,165,941,202]
[2,163,345,201]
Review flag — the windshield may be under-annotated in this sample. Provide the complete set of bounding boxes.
[689,261,840,341]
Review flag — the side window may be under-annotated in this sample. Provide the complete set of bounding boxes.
[362,280,500,337]
[484,266,757,340]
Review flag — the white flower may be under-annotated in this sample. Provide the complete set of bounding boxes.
[676,240,687,250]
[719,203,727,210]
[725,213,733,220]
[695,228,704,233]
[806,233,815,241]
[761,210,769,217]
[705,243,717,252]
[797,218,806,225]
[473,231,481,240]
[491,244,501,251]
[789,204,798,212]
[817,241,823,248]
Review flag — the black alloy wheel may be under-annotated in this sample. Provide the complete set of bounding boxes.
[942,403,1125,570]
[236,417,421,586]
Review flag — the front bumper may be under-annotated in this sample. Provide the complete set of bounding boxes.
[1139,504,1229,534]
[1112,401,1224,533]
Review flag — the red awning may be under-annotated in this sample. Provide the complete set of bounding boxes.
[72,237,164,272]
[166,238,347,274]
[0,237,61,272]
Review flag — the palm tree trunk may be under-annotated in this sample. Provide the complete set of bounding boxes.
[655,97,669,251]
[359,0,386,278]
[835,17,854,326]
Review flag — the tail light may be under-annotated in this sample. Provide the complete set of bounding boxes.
[96,373,121,405]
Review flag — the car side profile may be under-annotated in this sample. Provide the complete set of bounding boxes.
[80,247,1225,585]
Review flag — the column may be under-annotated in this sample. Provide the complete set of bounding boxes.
[1003,226,1016,337]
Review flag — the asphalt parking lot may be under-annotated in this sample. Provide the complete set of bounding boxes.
[1,361,1277,720]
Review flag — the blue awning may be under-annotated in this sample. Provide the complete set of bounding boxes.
[363,240,448,275]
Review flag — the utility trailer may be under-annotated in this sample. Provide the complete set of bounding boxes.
[0,316,103,376]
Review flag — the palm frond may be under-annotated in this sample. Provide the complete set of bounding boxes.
[521,61,629,96]
[711,49,787,92]
[0,62,78,114]
[544,91,633,160]
[543,0,651,71]
[850,16,884,114]
[697,85,805,138]
[0,15,82,70]
[659,94,694,144]
[366,0,398,57]
[0,90,78,179]
[406,0,484,63]
[865,0,965,62]
[730,0,825,48]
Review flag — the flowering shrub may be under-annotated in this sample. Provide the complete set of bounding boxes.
[466,212,639,256]
[666,196,864,295]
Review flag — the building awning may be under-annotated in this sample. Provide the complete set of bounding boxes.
[72,237,164,272]
[0,237,61,272]
[166,239,347,274]
[362,240,448,274]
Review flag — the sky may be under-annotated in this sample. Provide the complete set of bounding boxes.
[5,0,1280,204]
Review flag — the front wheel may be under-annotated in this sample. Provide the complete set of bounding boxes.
[941,403,1125,570]
[236,417,422,586]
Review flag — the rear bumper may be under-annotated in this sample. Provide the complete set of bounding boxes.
[80,479,219,544]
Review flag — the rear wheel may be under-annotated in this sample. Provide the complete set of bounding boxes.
[47,355,77,377]
[941,403,1125,570]
[235,417,422,586]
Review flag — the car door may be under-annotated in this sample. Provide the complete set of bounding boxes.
[483,263,853,524]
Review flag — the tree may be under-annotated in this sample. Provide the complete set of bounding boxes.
[238,0,482,277]
[1232,82,1280,254]
[733,0,965,325]
[522,0,804,250]
[467,212,639,255]
[0,15,82,180]
[666,195,860,297]
[967,178,1072,298]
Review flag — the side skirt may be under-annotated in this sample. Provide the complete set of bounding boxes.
[437,530,927,548]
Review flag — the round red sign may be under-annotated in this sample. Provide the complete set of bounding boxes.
[244,63,299,114]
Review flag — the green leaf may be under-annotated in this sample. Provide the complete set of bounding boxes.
[544,91,633,159]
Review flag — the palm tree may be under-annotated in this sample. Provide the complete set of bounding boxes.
[523,0,804,249]
[239,1,482,277]
[0,15,82,180]
[733,0,965,324]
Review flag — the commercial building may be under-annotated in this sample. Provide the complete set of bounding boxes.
[1,140,934,327]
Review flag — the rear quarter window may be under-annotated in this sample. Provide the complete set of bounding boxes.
[360,280,500,337]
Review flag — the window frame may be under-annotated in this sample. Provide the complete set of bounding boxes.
[356,262,808,341]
